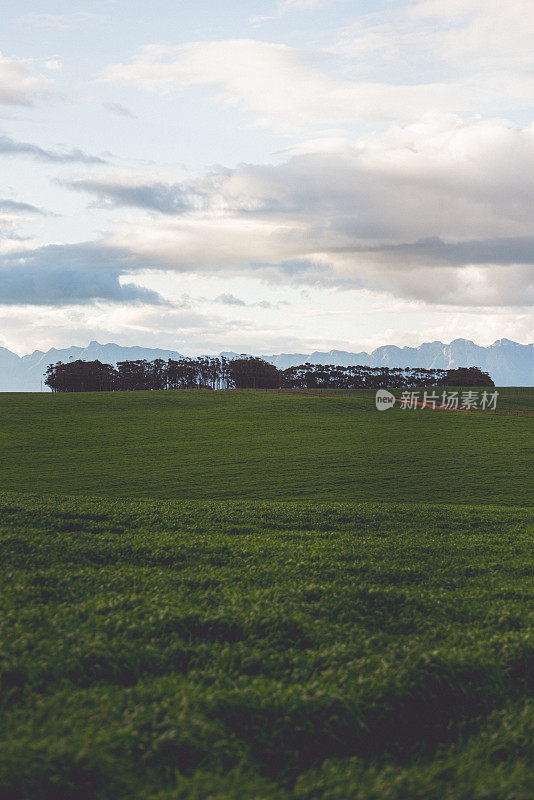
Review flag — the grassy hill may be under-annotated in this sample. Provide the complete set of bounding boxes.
[0,387,532,505]
[0,389,532,799]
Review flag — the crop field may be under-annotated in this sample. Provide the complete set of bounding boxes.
[0,389,532,799]
[0,387,532,505]
[0,495,532,799]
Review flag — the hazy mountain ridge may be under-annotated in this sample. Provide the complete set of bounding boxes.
[0,341,185,392]
[0,338,532,390]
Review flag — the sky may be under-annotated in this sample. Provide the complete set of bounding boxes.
[1,0,533,356]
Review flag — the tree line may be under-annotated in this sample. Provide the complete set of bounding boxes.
[44,356,494,392]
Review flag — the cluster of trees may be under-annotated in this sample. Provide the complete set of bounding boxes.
[282,363,442,389]
[44,356,280,393]
[44,356,494,393]
[281,364,494,388]
[45,357,233,392]
[443,367,495,387]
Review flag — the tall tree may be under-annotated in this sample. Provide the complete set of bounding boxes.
[228,357,281,389]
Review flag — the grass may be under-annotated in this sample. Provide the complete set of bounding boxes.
[0,388,532,798]
[0,494,532,799]
[0,387,532,505]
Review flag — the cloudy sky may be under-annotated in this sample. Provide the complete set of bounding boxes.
[1,0,533,356]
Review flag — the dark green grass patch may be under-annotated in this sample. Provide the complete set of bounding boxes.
[0,387,532,505]
[0,494,532,799]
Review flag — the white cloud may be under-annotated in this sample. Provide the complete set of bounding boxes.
[51,115,533,307]
[44,57,63,72]
[101,0,534,129]
[333,1,534,108]
[0,52,52,105]
[82,116,534,237]
[100,39,470,127]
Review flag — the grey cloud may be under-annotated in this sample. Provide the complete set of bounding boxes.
[382,264,534,308]
[0,243,164,306]
[65,178,189,213]
[213,293,287,309]
[175,126,534,245]
[0,199,49,215]
[0,134,107,164]
[0,266,163,306]
[252,258,333,278]
[215,293,247,306]
[364,236,534,267]
[63,136,534,241]
[17,118,534,308]
[347,237,534,306]
[244,253,533,307]
[3,242,138,270]
[102,102,136,118]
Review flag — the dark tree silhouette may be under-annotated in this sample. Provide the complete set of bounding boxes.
[227,357,281,389]
[43,356,494,392]
[441,367,494,386]
[44,360,117,392]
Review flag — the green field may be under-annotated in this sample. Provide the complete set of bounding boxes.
[0,388,532,504]
[0,389,532,799]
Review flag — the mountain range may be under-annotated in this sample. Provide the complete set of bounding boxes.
[0,338,532,391]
